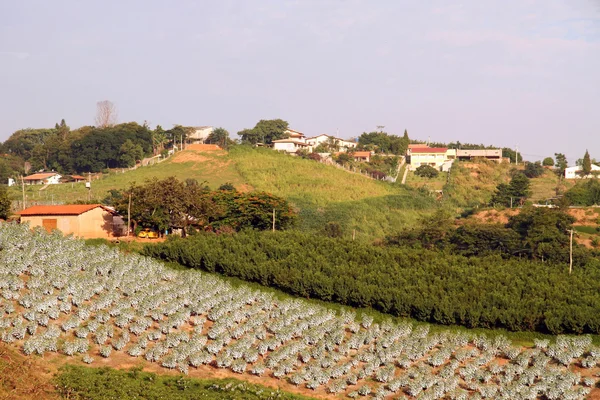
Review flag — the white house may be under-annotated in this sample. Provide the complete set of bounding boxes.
[565,164,600,179]
[407,147,457,170]
[23,172,62,185]
[272,139,311,153]
[305,134,357,152]
[188,126,213,143]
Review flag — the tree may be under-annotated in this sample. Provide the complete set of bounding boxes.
[490,173,531,207]
[542,157,555,167]
[523,161,544,178]
[119,139,144,168]
[0,185,11,220]
[151,125,168,155]
[95,100,118,128]
[237,119,289,145]
[414,165,439,178]
[554,153,568,178]
[206,127,230,148]
[582,150,592,176]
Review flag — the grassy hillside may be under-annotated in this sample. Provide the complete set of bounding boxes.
[230,146,436,239]
[10,146,437,240]
[10,149,247,205]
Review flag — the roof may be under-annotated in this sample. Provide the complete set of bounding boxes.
[411,147,448,154]
[23,172,61,180]
[70,175,86,180]
[353,151,372,157]
[19,204,117,216]
[456,149,501,157]
[408,144,428,149]
[285,128,305,137]
[566,165,600,172]
[272,140,309,146]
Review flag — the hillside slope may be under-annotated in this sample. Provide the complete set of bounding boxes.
[12,146,436,240]
[230,147,436,239]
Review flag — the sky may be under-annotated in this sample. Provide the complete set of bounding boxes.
[1,0,599,163]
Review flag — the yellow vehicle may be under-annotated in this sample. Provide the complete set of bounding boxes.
[137,228,159,239]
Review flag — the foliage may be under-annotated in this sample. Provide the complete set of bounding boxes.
[414,165,439,178]
[119,139,144,168]
[323,221,343,238]
[237,119,289,145]
[145,228,600,334]
[208,190,296,231]
[523,161,544,178]
[218,182,236,191]
[554,153,568,178]
[358,130,409,155]
[112,177,295,235]
[582,150,593,176]
[388,207,582,264]
[565,179,600,206]
[56,366,314,400]
[0,223,598,399]
[206,127,230,148]
[231,146,436,239]
[490,173,531,207]
[502,148,523,164]
[0,186,11,220]
[543,157,555,167]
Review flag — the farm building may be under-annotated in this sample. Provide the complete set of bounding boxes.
[407,147,456,170]
[19,204,125,238]
[456,149,503,163]
[23,172,62,185]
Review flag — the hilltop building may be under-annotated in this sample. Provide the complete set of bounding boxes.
[565,165,600,179]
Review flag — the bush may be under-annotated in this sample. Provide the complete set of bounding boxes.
[523,161,545,178]
[414,165,439,178]
[144,230,600,334]
[543,157,555,167]
[323,222,343,238]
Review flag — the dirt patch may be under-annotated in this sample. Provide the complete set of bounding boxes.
[0,344,59,400]
[470,208,599,226]
[171,152,211,164]
[185,144,222,151]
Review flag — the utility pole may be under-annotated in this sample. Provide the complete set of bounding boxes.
[20,175,26,210]
[568,229,574,274]
[127,192,132,238]
[272,209,275,232]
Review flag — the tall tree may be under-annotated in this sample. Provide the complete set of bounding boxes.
[237,119,289,145]
[95,100,118,128]
[542,157,554,167]
[582,150,592,176]
[554,153,568,178]
[206,127,230,148]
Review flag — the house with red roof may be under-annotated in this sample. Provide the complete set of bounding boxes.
[18,204,125,238]
[23,172,62,185]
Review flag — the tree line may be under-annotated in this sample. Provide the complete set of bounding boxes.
[107,177,295,236]
[143,228,600,335]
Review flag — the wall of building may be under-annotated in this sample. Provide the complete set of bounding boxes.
[21,208,115,238]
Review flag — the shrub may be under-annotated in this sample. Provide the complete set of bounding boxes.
[414,165,439,178]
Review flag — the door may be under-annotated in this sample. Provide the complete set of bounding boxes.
[42,219,57,233]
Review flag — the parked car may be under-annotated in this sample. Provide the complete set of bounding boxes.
[137,228,159,239]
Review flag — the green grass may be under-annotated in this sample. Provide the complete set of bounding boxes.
[529,169,576,202]
[55,365,317,400]
[574,225,600,235]
[405,170,448,191]
[9,151,246,205]
[230,146,436,239]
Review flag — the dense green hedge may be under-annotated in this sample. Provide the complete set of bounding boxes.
[143,231,600,335]
[55,365,315,400]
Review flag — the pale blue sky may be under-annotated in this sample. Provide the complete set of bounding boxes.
[1,0,599,162]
